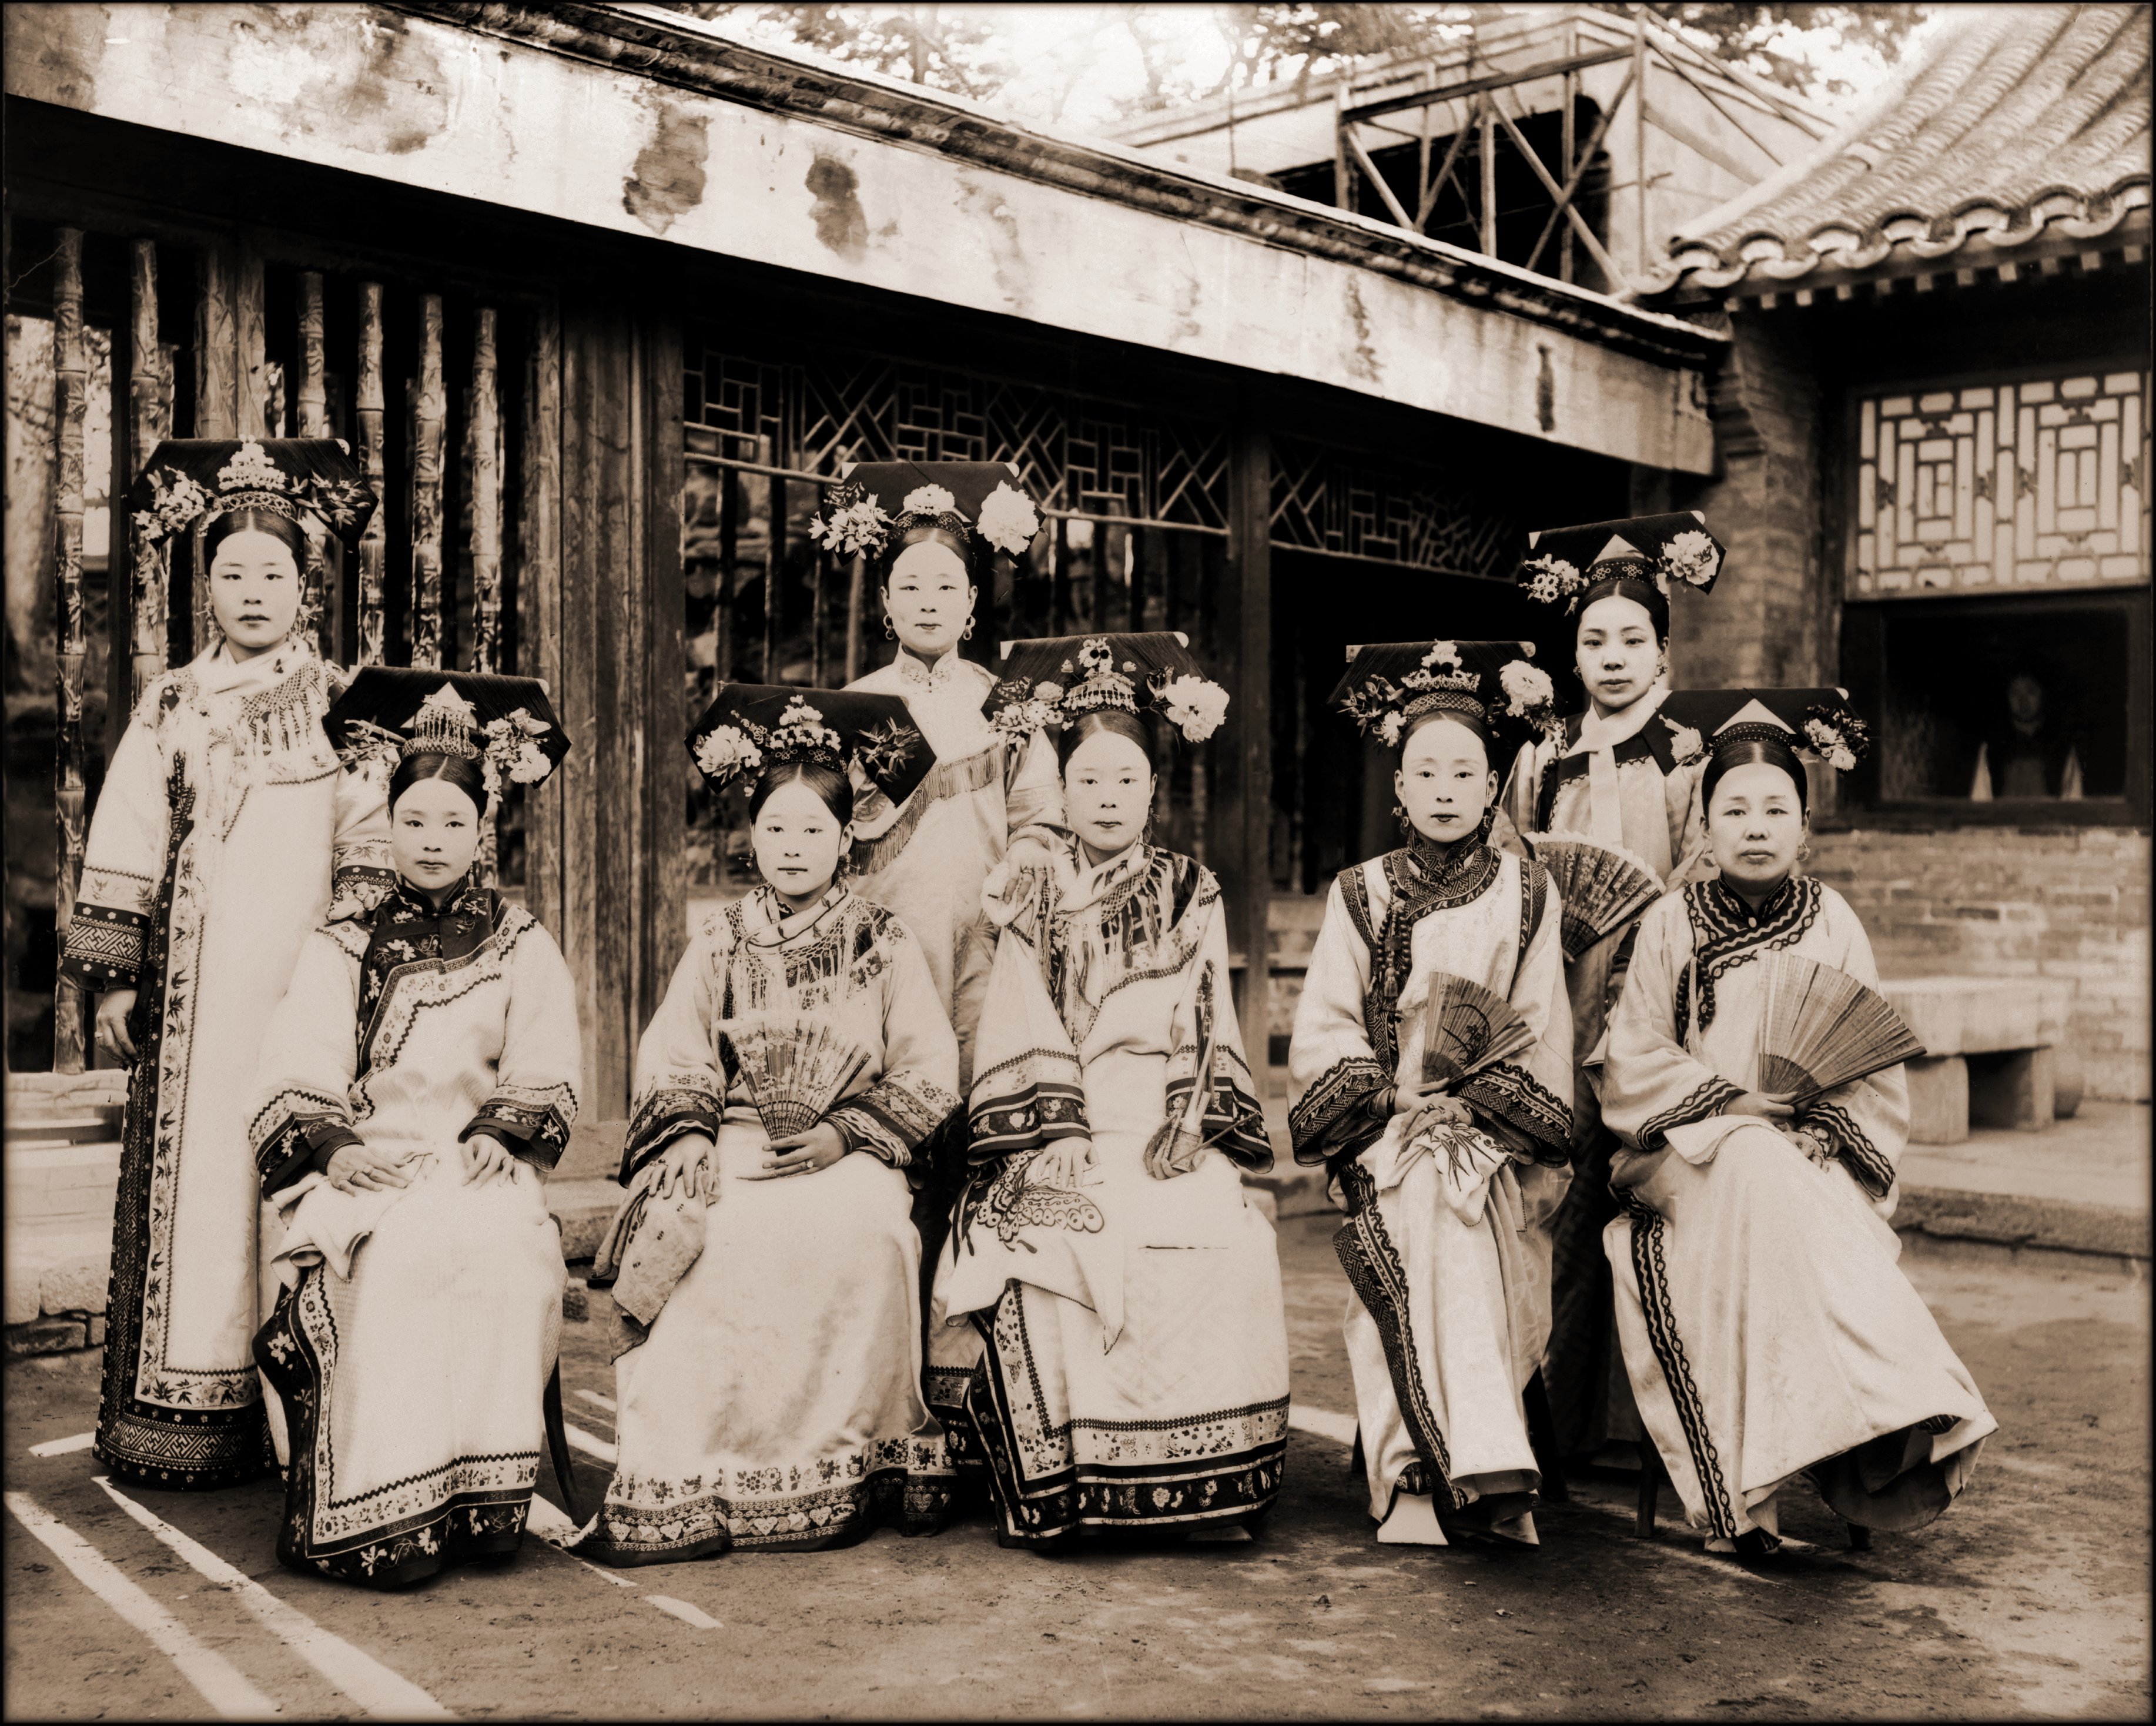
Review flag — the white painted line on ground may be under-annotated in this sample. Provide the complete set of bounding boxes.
[28,1431,96,1457]
[525,1497,637,1590]
[93,1477,454,1718]
[575,1390,617,1413]
[645,1595,722,1630]
[563,1421,617,1464]
[1288,1403,1358,1446]
[5,1491,283,1719]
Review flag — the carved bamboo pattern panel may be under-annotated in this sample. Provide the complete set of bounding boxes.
[52,230,91,1073]
[1853,372,2152,596]
[408,293,447,667]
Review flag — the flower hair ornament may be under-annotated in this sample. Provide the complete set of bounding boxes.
[1330,640,1558,756]
[1659,687,1873,778]
[1517,511,1725,616]
[685,683,936,805]
[984,631,1231,745]
[128,437,379,550]
[323,668,571,809]
[808,461,1043,573]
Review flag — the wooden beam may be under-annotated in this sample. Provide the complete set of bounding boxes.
[1479,103,1498,255]
[1651,41,1787,170]
[1526,66,1632,275]
[1344,128,1418,233]
[53,228,89,1073]
[236,245,267,439]
[1492,94,1632,292]
[1415,96,1482,231]
[1344,46,1632,123]
[1633,11,1649,278]
[519,298,565,939]
[128,238,170,704]
[354,282,388,665]
[469,306,504,672]
[1560,69,1576,283]
[409,293,447,668]
[1644,99,1760,187]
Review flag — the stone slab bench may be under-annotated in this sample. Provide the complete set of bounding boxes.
[1886,978,2078,1145]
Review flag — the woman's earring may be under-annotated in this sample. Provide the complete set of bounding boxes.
[962,616,976,641]
[883,614,897,641]
[1797,838,1812,864]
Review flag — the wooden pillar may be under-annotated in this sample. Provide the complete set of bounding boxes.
[354,283,388,664]
[555,299,686,1118]
[53,230,89,1073]
[295,270,332,657]
[469,307,503,672]
[1216,423,1272,1041]
[1479,105,1499,256]
[236,246,267,438]
[843,552,864,683]
[519,299,565,936]
[409,293,446,668]
[126,239,172,706]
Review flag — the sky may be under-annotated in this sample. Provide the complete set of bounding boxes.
[708,4,1951,141]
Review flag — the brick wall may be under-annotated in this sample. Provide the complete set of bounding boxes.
[1807,825,2151,1102]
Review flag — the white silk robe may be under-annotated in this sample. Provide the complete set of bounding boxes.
[1599,877,1996,1544]
[1287,835,1575,1537]
[61,641,390,1489]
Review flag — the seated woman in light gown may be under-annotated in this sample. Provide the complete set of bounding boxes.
[577,685,961,1564]
[1289,641,1575,1547]
[1600,690,1995,1557]
[250,671,579,1587]
[931,633,1289,1550]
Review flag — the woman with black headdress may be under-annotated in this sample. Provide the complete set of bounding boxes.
[1599,690,1994,1555]
[930,634,1289,1550]
[249,671,579,1587]
[577,685,960,1564]
[1288,641,1575,1547]
[64,439,390,1490]
[1504,513,1723,1474]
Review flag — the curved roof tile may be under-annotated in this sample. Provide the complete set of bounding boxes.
[1641,3,2150,297]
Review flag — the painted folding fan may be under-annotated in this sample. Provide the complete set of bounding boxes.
[1532,833,1665,962]
[715,1015,873,1140]
[1416,972,1537,1088]
[1754,954,1926,1103]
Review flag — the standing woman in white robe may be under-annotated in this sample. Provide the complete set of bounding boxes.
[250,672,578,1587]
[578,685,960,1564]
[65,439,389,1490]
[1289,641,1575,1547]
[932,634,1289,1550]
[1600,694,1994,1556]
[1504,514,1722,1470]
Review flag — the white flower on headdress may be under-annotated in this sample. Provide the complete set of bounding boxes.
[1156,675,1230,742]
[1805,717,1857,772]
[1033,680,1064,703]
[1422,641,1462,672]
[976,481,1040,557]
[1663,529,1719,590]
[694,724,762,783]
[1377,711,1405,747]
[1498,660,1555,719]
[508,742,551,784]
[992,696,1060,738]
[772,697,845,757]
[142,470,211,543]
[808,496,892,558]
[1522,554,1584,608]
[902,483,959,519]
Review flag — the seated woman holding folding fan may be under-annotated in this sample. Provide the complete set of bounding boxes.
[1502,513,1723,1474]
[1288,641,1576,1547]
[249,671,579,1588]
[575,687,961,1564]
[930,633,1290,1551]
[1599,691,1995,1557]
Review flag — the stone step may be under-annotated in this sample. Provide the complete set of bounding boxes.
[6,1142,123,1223]
[5,1113,122,1145]
[547,1177,621,1262]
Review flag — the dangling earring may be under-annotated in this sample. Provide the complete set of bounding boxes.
[1393,802,1411,838]
[962,616,976,641]
[883,614,897,641]
[1797,838,1812,865]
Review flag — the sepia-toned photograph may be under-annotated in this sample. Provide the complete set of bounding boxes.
[2,2,2147,1718]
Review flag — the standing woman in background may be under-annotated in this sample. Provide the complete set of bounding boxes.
[66,439,389,1490]
[1504,514,1723,1477]
[821,463,1066,1300]
[1289,641,1574,1547]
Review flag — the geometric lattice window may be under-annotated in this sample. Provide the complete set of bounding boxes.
[1853,369,2151,596]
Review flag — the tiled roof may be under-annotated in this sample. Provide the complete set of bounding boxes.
[1641,3,2150,299]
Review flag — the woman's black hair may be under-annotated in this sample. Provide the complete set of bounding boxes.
[1055,708,1164,773]
[747,758,855,826]
[1576,575,1670,644]
[1701,738,1809,814]
[877,524,979,592]
[389,751,488,818]
[1399,704,1492,756]
[204,507,308,568]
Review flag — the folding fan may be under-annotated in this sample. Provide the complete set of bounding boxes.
[717,1015,874,1140]
[1532,833,1665,961]
[1416,972,1537,1088]
[1754,954,1926,1102]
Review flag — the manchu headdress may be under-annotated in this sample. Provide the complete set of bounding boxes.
[1659,685,1871,807]
[808,460,1043,583]
[1330,639,1558,757]
[685,683,936,804]
[126,437,379,549]
[983,631,1231,745]
[1516,511,1724,618]
[324,668,570,806]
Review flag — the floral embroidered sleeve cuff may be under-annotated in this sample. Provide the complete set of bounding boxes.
[461,1092,574,1170]
[1288,1056,1394,1169]
[620,1085,723,1182]
[255,1113,364,1196]
[828,1076,963,1170]
[59,905,153,991]
[1459,1062,1573,1166]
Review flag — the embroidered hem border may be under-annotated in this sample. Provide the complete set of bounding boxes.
[1619,1194,1739,1538]
[581,1454,953,1563]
